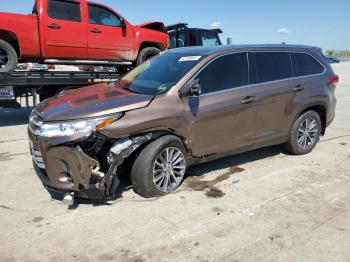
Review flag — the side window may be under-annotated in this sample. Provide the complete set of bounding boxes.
[88,5,121,27]
[168,29,186,49]
[252,52,292,83]
[47,0,81,22]
[198,53,248,94]
[201,32,220,46]
[32,2,38,15]
[292,53,324,77]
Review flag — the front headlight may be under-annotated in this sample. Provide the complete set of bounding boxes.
[38,114,122,137]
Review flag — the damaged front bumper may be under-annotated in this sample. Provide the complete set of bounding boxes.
[29,131,159,200]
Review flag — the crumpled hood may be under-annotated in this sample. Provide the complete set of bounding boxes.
[35,83,154,122]
[136,21,166,33]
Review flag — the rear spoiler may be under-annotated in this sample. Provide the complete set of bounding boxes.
[137,22,166,33]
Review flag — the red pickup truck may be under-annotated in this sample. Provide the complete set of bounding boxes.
[0,0,169,73]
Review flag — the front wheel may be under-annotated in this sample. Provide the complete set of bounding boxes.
[284,110,322,155]
[0,39,18,73]
[131,135,188,197]
[136,47,161,65]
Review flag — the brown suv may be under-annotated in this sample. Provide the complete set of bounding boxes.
[28,45,339,202]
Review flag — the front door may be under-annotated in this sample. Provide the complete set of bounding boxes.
[184,52,258,157]
[87,4,133,61]
[43,0,87,59]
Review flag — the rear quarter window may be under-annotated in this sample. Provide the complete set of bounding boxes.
[47,0,81,22]
[292,53,325,77]
[251,52,293,83]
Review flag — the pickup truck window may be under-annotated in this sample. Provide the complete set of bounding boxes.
[88,5,121,27]
[201,31,220,46]
[32,2,38,15]
[168,29,186,49]
[48,0,81,22]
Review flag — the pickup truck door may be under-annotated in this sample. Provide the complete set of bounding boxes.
[42,0,88,59]
[87,4,134,61]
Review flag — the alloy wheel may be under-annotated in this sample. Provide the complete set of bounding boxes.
[297,117,319,149]
[153,147,186,193]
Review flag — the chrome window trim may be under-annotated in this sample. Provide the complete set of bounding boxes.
[181,50,327,97]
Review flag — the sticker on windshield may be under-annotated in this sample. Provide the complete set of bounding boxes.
[179,56,202,62]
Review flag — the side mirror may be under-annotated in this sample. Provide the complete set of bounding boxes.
[181,79,202,97]
[120,17,126,28]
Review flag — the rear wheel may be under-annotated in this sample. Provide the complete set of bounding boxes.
[136,47,161,65]
[284,110,322,155]
[0,39,18,73]
[131,135,188,197]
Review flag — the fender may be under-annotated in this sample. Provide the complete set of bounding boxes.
[288,101,328,136]
[0,12,40,58]
[132,26,169,60]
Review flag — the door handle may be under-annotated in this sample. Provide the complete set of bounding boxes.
[293,85,304,92]
[48,23,61,29]
[240,96,256,104]
[90,29,102,33]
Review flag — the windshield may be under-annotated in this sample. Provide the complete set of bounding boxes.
[119,53,203,95]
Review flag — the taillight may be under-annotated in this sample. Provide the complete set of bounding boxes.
[328,75,339,85]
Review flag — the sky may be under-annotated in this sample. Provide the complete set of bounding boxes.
[0,0,349,50]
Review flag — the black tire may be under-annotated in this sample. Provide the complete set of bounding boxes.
[284,110,322,155]
[0,39,18,73]
[131,135,188,198]
[136,47,161,65]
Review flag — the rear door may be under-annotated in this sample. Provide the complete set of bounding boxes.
[249,51,297,143]
[43,0,87,59]
[87,4,134,61]
[185,52,258,157]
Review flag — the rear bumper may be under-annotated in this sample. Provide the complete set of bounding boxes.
[327,113,335,127]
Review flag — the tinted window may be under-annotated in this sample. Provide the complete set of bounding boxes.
[47,0,81,22]
[88,5,121,27]
[198,53,248,94]
[292,53,324,76]
[252,52,292,83]
[168,29,186,49]
[201,31,220,46]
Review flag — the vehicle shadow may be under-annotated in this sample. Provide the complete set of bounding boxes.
[186,145,285,177]
[0,107,32,127]
[55,145,285,209]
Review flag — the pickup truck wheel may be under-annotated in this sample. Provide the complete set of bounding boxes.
[136,47,161,65]
[0,39,18,73]
[131,135,188,198]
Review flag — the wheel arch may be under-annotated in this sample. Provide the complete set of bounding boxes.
[138,41,166,53]
[119,130,191,175]
[135,129,191,154]
[292,103,327,135]
[0,30,21,57]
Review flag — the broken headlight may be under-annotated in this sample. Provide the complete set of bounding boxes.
[37,114,122,137]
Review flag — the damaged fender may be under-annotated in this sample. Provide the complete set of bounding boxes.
[104,133,159,198]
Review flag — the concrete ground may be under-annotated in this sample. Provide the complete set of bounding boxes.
[0,63,349,262]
